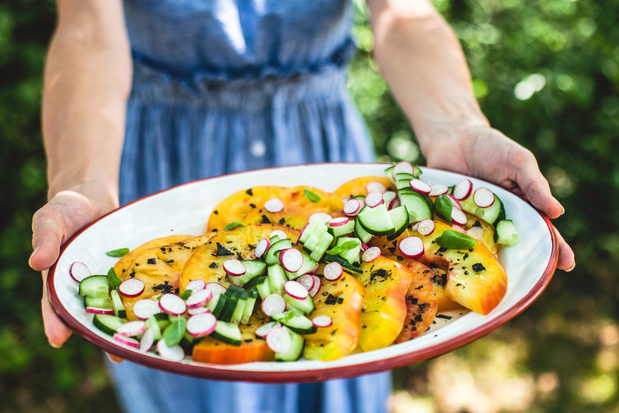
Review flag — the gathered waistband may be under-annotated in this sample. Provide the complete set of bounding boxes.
[129,61,350,110]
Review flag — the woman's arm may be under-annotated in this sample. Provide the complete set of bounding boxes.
[366,0,575,271]
[29,0,132,347]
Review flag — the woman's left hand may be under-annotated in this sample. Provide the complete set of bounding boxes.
[421,123,576,272]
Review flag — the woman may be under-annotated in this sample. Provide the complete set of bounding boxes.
[30,1,575,412]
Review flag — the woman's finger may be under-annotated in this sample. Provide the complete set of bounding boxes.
[554,227,576,272]
[41,271,73,347]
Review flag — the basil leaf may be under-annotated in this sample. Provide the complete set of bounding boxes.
[304,189,321,203]
[106,248,130,257]
[178,289,193,300]
[434,195,453,223]
[163,317,187,347]
[435,230,477,250]
[326,240,359,255]
[107,267,122,290]
[223,221,246,231]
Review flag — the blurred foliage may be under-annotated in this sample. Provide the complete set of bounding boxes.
[0,0,617,412]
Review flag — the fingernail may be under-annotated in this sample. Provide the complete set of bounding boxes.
[555,199,565,216]
[106,353,123,364]
[565,263,576,272]
[48,340,62,349]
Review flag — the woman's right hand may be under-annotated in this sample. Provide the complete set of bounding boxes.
[29,184,119,348]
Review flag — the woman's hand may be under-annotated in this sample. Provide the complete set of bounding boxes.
[421,122,576,271]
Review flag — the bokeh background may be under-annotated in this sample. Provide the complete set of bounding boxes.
[1,0,618,412]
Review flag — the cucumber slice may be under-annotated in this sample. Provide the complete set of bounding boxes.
[384,164,396,185]
[252,276,272,300]
[218,286,243,323]
[274,327,305,361]
[153,312,171,331]
[460,194,504,226]
[308,232,334,262]
[299,220,328,245]
[211,321,242,346]
[399,191,433,223]
[84,295,114,310]
[495,219,519,245]
[241,289,258,324]
[268,264,288,295]
[228,260,267,287]
[353,218,373,244]
[243,274,268,290]
[264,238,293,265]
[230,290,249,325]
[283,293,315,315]
[272,311,317,335]
[110,290,127,318]
[79,275,110,298]
[387,205,410,241]
[327,220,355,238]
[324,254,363,274]
[285,251,318,280]
[335,237,361,266]
[357,204,395,236]
[145,316,162,340]
[93,314,126,336]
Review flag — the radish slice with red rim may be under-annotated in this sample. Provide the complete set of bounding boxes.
[447,194,463,210]
[270,230,288,240]
[133,298,161,320]
[266,325,292,354]
[388,198,400,210]
[206,282,226,296]
[328,217,350,227]
[186,312,217,338]
[309,212,333,224]
[187,306,211,316]
[119,278,145,298]
[429,183,449,197]
[399,236,424,259]
[409,179,431,195]
[69,261,91,283]
[255,321,279,338]
[279,249,304,273]
[466,226,484,239]
[284,280,309,300]
[453,179,473,200]
[185,279,206,293]
[451,225,465,233]
[139,328,155,352]
[393,161,414,177]
[474,188,495,208]
[417,219,435,236]
[451,208,468,226]
[264,198,284,213]
[223,259,246,276]
[116,320,147,337]
[85,307,115,316]
[361,246,381,263]
[186,288,213,309]
[343,199,362,217]
[360,242,369,252]
[323,262,343,281]
[156,340,185,362]
[312,315,333,328]
[366,181,387,194]
[158,293,187,316]
[308,275,322,297]
[114,333,140,349]
[365,191,384,208]
[261,294,286,317]
[255,238,271,259]
[296,274,315,291]
[382,191,397,205]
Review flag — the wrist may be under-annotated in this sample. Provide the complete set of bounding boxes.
[48,180,119,216]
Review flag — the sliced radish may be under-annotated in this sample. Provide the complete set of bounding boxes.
[255,321,278,339]
[388,198,401,210]
[417,219,435,236]
[114,333,140,349]
[186,288,213,309]
[156,340,185,362]
[429,183,449,197]
[158,293,187,316]
[261,294,286,317]
[206,282,226,296]
[270,230,288,240]
[473,188,495,208]
[296,274,315,291]
[308,212,332,224]
[447,194,463,210]
[187,306,211,316]
[411,222,420,232]
[328,217,350,227]
[365,191,384,208]
[264,198,284,213]
[119,278,145,298]
[255,238,271,259]
[312,315,333,328]
[409,179,431,195]
[451,225,465,233]
[223,259,246,276]
[140,328,155,352]
[361,246,382,263]
[116,320,147,337]
[366,181,387,194]
[399,236,424,259]
[284,280,309,300]
[360,242,369,252]
[308,275,322,297]
[467,226,484,239]
[69,261,91,283]
[323,262,343,281]
[393,161,414,177]
[279,248,304,273]
[85,307,114,316]
[185,279,206,293]
[453,179,473,200]
[133,298,161,320]
[186,312,217,338]
[382,191,397,205]
[451,208,468,226]
[343,199,363,217]
[266,325,292,354]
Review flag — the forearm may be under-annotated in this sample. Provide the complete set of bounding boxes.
[368,0,487,154]
[42,0,131,209]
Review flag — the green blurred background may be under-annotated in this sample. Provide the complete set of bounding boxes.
[1,0,618,411]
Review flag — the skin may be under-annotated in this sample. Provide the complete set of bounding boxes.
[29,0,575,352]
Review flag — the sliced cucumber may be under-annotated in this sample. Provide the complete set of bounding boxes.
[324,254,363,274]
[153,312,171,331]
[387,205,409,241]
[308,232,334,262]
[275,327,305,361]
[145,315,163,340]
[283,293,315,315]
[399,191,433,223]
[357,204,395,236]
[299,220,327,245]
[241,289,258,324]
[335,237,361,266]
[79,275,109,298]
[243,274,268,290]
[271,310,317,335]
[110,289,127,318]
[327,220,355,238]
[285,251,318,280]
[84,295,114,310]
[495,219,519,245]
[268,264,288,295]
[230,290,249,325]
[264,238,293,265]
[228,260,267,287]
[218,286,244,323]
[251,276,272,300]
[384,164,396,185]
[460,194,504,226]
[211,321,242,346]
[353,218,373,244]
[93,314,126,336]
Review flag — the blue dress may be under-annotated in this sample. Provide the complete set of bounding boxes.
[109,1,391,412]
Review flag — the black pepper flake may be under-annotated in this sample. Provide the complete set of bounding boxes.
[472,263,486,273]
[147,258,156,265]
[438,247,447,253]
[473,220,482,227]
[325,294,338,305]
[216,242,235,256]
[129,270,136,278]
[209,262,219,269]
[396,256,403,261]
[278,218,286,225]
[152,282,175,294]
[387,247,396,254]
[436,314,453,320]
[337,297,343,304]
[362,325,367,329]
[249,203,256,209]
[370,269,388,283]
[213,210,219,215]
[322,291,329,296]
[463,253,469,260]
[330,329,338,335]
[246,188,254,196]
[261,215,271,224]
[166,259,175,264]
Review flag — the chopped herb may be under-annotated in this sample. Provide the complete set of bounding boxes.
[223,222,245,231]
[216,242,234,256]
[261,215,271,224]
[106,248,129,257]
[107,267,122,290]
[435,230,476,250]
[163,317,187,347]
[178,290,192,300]
[246,188,254,196]
[472,263,486,273]
[209,262,219,269]
[326,240,359,255]
[147,258,156,265]
[303,189,321,203]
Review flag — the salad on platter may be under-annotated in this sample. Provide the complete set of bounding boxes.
[69,162,520,365]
